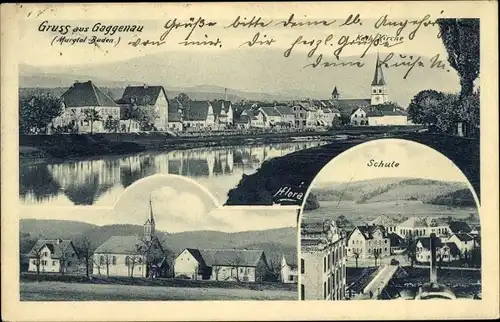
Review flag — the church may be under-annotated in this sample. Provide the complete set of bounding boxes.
[93,197,169,278]
[331,54,409,126]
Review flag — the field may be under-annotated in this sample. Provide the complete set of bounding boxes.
[304,200,478,225]
[20,281,297,301]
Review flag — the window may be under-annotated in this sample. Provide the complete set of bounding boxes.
[100,255,105,265]
[240,268,244,273]
[68,261,71,266]
[323,257,327,273]
[384,248,387,252]
[300,284,305,300]
[125,256,130,266]
[378,89,382,93]
[43,252,48,257]
[324,282,327,299]
[52,261,56,266]
[288,275,294,281]
[300,259,305,273]
[368,249,372,254]
[328,277,331,294]
[112,256,117,265]
[42,260,47,266]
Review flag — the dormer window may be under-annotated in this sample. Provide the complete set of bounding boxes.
[373,89,377,94]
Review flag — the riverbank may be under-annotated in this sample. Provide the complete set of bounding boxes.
[19,126,424,162]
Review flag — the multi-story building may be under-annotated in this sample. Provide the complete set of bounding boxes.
[346,225,391,260]
[300,218,346,300]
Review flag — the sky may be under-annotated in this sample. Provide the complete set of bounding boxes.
[313,139,471,185]
[19,174,298,233]
[18,6,449,67]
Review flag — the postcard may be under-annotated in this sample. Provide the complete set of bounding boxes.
[1,1,498,321]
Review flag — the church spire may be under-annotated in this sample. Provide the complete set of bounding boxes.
[331,86,339,99]
[144,195,156,239]
[370,53,388,105]
[371,52,386,86]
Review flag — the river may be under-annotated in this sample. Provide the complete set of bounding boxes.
[20,141,328,207]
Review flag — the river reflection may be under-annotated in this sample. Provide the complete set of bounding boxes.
[20,141,327,206]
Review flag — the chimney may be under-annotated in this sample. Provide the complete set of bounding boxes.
[429,233,438,286]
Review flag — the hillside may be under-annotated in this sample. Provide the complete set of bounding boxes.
[19,220,296,261]
[19,50,460,106]
[426,188,477,207]
[310,178,470,206]
[19,219,98,239]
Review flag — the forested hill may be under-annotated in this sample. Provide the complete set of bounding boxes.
[310,178,475,206]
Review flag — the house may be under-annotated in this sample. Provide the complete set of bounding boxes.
[445,233,479,254]
[301,218,346,300]
[167,99,184,132]
[51,81,121,133]
[27,239,80,274]
[368,215,398,234]
[346,225,390,260]
[211,100,234,128]
[280,254,298,283]
[173,248,270,282]
[117,85,170,131]
[396,216,450,238]
[350,107,369,125]
[248,109,265,128]
[234,114,252,129]
[275,105,296,127]
[183,101,215,129]
[415,237,460,263]
[448,221,473,234]
[259,105,283,128]
[292,102,318,128]
[93,200,168,278]
[366,104,409,126]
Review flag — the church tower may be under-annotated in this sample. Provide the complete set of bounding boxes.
[370,53,388,105]
[144,195,156,241]
[331,86,340,100]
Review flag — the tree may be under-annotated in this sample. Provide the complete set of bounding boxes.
[352,248,361,268]
[407,90,445,126]
[104,115,119,132]
[373,248,380,267]
[93,254,104,276]
[435,93,460,134]
[19,91,63,134]
[457,90,480,136]
[229,254,245,282]
[125,254,143,278]
[138,236,170,279]
[75,234,95,279]
[31,246,43,282]
[122,99,159,132]
[175,93,191,106]
[336,215,350,229]
[83,108,102,134]
[405,235,417,267]
[104,254,113,277]
[437,19,480,98]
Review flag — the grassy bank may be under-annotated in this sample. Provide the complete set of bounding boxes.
[20,272,298,292]
[19,126,423,160]
[225,133,480,206]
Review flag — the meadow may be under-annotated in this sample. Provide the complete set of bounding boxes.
[20,281,297,301]
[304,200,479,225]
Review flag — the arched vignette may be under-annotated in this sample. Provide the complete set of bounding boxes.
[297,138,481,226]
[113,173,221,211]
[296,139,481,291]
